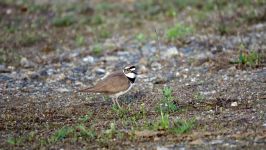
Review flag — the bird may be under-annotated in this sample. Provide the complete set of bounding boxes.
[78,65,137,108]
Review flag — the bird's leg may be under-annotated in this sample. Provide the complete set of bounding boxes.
[112,97,116,106]
[115,97,121,109]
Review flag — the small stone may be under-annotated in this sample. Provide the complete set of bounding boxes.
[20,57,35,68]
[47,73,65,83]
[82,56,94,63]
[161,46,180,58]
[6,9,12,15]
[210,139,223,144]
[30,73,39,80]
[231,102,238,107]
[73,67,87,74]
[191,77,196,82]
[75,81,85,86]
[95,68,105,75]
[56,88,70,92]
[103,56,119,62]
[47,68,54,76]
[139,57,148,65]
[156,146,169,150]
[66,79,72,84]
[151,62,162,71]
[153,136,160,141]
[139,65,148,74]
[190,139,204,145]
[0,64,5,70]
[69,52,79,58]
[152,75,168,84]
[0,65,11,73]
[141,44,156,57]
[134,130,162,137]
[39,69,48,76]
[0,74,13,81]
[175,72,180,77]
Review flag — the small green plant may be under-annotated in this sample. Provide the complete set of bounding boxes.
[49,126,74,143]
[91,44,104,55]
[242,50,260,67]
[140,103,147,119]
[105,122,117,139]
[156,87,177,113]
[166,23,194,40]
[170,118,196,134]
[165,9,177,17]
[79,112,93,122]
[7,131,37,145]
[20,32,42,46]
[75,124,95,139]
[75,35,85,46]
[97,26,110,39]
[52,15,76,27]
[0,48,7,64]
[7,136,18,145]
[7,135,28,145]
[231,47,262,68]
[95,2,116,12]
[112,104,128,118]
[90,15,104,25]
[28,131,36,142]
[49,124,95,143]
[135,33,146,42]
[154,108,170,130]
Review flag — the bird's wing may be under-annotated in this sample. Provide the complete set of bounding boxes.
[79,72,130,94]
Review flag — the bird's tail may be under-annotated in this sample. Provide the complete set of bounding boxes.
[77,87,95,93]
[77,88,92,92]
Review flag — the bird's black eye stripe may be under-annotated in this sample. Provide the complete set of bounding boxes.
[128,66,135,70]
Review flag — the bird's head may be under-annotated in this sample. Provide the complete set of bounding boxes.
[123,65,137,79]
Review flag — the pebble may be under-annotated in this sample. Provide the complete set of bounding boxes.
[190,139,204,145]
[55,88,70,92]
[0,64,5,70]
[156,146,169,150]
[175,72,180,77]
[72,67,87,74]
[47,68,55,76]
[152,75,168,84]
[0,74,13,81]
[82,56,94,63]
[139,65,148,74]
[161,46,180,58]
[151,62,162,71]
[30,73,39,80]
[141,44,157,57]
[39,69,48,76]
[47,73,65,83]
[20,57,35,68]
[95,68,106,75]
[102,56,119,62]
[231,102,238,107]
[209,139,224,145]
[0,65,11,73]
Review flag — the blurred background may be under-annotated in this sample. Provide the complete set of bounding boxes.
[0,0,265,67]
[0,0,266,149]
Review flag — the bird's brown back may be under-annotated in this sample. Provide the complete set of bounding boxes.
[79,71,130,95]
